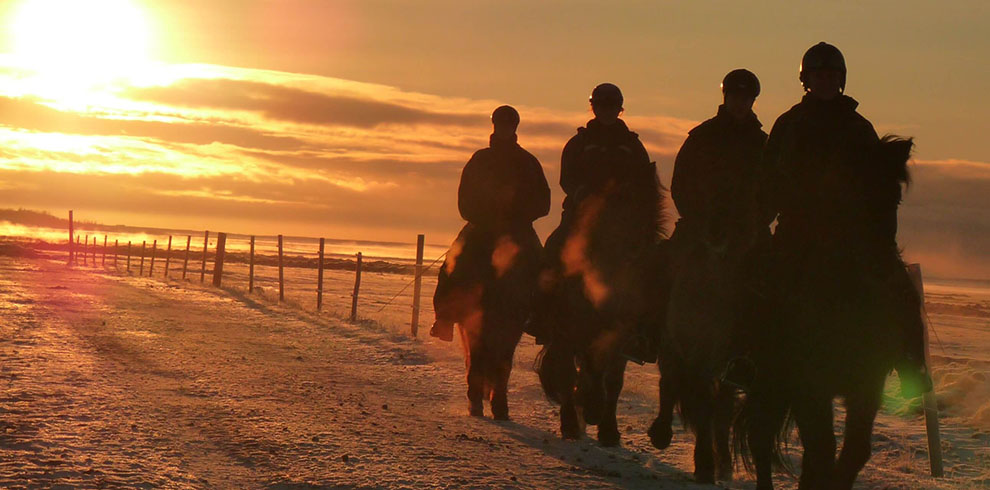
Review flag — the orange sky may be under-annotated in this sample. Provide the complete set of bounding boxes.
[0,0,987,279]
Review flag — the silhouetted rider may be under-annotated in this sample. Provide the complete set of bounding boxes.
[430,105,551,341]
[530,83,659,362]
[671,69,769,249]
[761,42,932,396]
[670,69,770,388]
[558,83,651,220]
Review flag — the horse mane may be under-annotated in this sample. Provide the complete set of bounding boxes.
[878,134,913,188]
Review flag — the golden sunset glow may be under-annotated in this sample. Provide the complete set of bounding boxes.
[7,0,159,107]
[11,0,151,70]
[0,1,985,277]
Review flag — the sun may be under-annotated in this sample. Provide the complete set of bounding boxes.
[10,0,154,82]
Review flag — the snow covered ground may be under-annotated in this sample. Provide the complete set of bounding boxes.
[1,254,988,489]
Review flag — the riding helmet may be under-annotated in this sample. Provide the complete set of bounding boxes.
[800,42,846,92]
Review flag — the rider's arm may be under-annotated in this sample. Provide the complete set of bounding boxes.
[527,154,552,221]
[559,135,584,197]
[671,133,704,221]
[457,152,487,224]
[756,119,786,227]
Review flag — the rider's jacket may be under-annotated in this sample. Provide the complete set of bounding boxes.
[761,94,884,244]
[559,119,652,217]
[458,134,551,230]
[671,105,768,233]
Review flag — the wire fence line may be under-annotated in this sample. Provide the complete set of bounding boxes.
[62,212,444,337]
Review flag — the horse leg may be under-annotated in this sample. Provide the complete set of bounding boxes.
[832,376,884,490]
[673,370,716,484]
[693,401,716,484]
[555,350,582,439]
[463,328,485,417]
[649,362,678,450]
[490,331,521,421]
[793,395,836,490]
[748,391,788,490]
[537,340,582,439]
[597,357,626,447]
[559,384,582,440]
[713,382,735,482]
[576,356,605,427]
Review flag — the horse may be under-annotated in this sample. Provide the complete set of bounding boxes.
[648,195,769,483]
[737,135,917,489]
[434,224,542,420]
[535,159,667,446]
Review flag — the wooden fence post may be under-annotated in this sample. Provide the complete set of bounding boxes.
[278,234,284,302]
[113,239,118,268]
[102,235,107,266]
[149,239,157,277]
[91,235,97,264]
[317,238,325,311]
[139,241,146,275]
[164,235,172,278]
[77,235,82,265]
[907,263,944,477]
[212,232,227,287]
[351,252,362,322]
[182,235,191,280]
[67,210,74,265]
[83,235,88,266]
[411,234,425,337]
[248,236,255,293]
[126,241,131,273]
[200,230,209,283]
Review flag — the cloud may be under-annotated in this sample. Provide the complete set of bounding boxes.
[0,96,311,151]
[125,78,488,129]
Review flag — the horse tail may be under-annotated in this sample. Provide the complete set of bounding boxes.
[535,342,574,405]
[732,388,794,476]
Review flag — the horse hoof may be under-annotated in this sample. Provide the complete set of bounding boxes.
[598,428,621,447]
[469,402,484,417]
[694,471,715,485]
[492,411,509,421]
[647,420,673,450]
[717,469,733,483]
[561,424,582,440]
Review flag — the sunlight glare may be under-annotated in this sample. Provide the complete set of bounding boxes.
[10,0,155,96]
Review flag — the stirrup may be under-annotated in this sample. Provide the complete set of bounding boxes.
[720,356,756,392]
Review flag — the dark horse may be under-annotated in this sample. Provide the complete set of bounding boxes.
[648,200,767,483]
[738,136,917,489]
[435,224,542,420]
[536,160,667,446]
